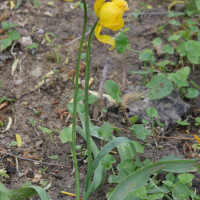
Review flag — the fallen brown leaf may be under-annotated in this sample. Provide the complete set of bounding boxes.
[0,12,9,22]
[0,101,9,110]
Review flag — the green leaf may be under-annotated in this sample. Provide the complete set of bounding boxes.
[139,49,153,62]
[128,186,147,199]
[169,20,181,26]
[98,123,113,139]
[129,116,138,124]
[196,0,200,10]
[167,35,181,42]
[132,12,139,18]
[48,155,59,160]
[157,23,167,33]
[8,30,21,41]
[129,124,151,141]
[185,87,200,98]
[152,37,162,46]
[142,119,149,124]
[185,40,200,64]
[2,22,18,30]
[101,154,116,170]
[80,53,86,59]
[108,159,197,200]
[166,172,174,182]
[167,11,184,18]
[172,182,190,200]
[34,0,40,8]
[178,173,194,184]
[67,102,84,114]
[115,32,130,54]
[147,193,164,200]
[162,44,174,54]
[88,94,98,104]
[105,80,121,103]
[83,137,132,199]
[167,66,190,87]
[72,90,85,102]
[156,120,165,127]
[29,118,35,125]
[1,39,12,49]
[132,141,144,153]
[10,141,18,146]
[123,28,131,33]
[176,120,190,125]
[196,117,200,123]
[128,68,154,75]
[59,127,73,143]
[40,127,52,134]
[156,60,169,68]
[176,42,186,57]
[162,180,174,187]
[159,155,181,161]
[0,172,9,178]
[25,44,38,49]
[190,80,200,90]
[147,75,173,100]
[146,107,158,118]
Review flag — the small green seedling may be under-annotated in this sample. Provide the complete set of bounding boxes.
[0,121,4,127]
[40,126,53,141]
[9,141,18,151]
[30,118,39,138]
[146,107,159,146]
[195,117,200,126]
[98,123,113,145]
[48,155,59,164]
[38,167,48,176]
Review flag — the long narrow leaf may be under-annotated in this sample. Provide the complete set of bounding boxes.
[83,137,131,200]
[76,125,106,193]
[108,159,197,200]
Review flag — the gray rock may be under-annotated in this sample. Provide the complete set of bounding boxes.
[23,135,31,144]
[38,29,45,35]
[18,172,24,178]
[30,67,42,77]
[61,74,68,83]
[15,79,23,85]
[19,36,32,47]
[35,140,43,148]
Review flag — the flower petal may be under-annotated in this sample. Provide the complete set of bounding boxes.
[95,23,115,50]
[99,0,128,31]
[94,0,105,18]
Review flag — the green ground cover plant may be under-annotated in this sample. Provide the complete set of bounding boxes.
[1,0,200,200]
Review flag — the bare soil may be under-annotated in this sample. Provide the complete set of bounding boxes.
[0,0,200,199]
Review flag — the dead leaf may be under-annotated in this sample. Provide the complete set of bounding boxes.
[10,1,15,10]
[0,12,9,22]
[0,101,9,110]
[16,134,22,147]
[2,117,12,132]
[32,174,42,182]
[44,11,54,17]
[23,151,37,159]
[7,158,13,162]
[11,59,19,76]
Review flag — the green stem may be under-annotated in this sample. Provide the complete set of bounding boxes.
[129,48,141,53]
[143,61,147,85]
[72,1,87,199]
[84,20,98,180]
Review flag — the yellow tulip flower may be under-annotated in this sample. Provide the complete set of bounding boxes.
[94,0,129,50]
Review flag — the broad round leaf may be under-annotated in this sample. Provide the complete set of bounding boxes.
[1,39,12,49]
[185,40,200,64]
[59,127,73,143]
[146,107,158,118]
[178,173,194,184]
[167,35,181,42]
[88,94,98,104]
[169,20,181,26]
[101,154,116,170]
[139,49,153,61]
[98,123,113,139]
[152,37,162,46]
[129,124,151,141]
[67,102,84,114]
[185,87,200,98]
[176,120,190,125]
[9,30,21,41]
[162,44,174,54]
[115,32,130,54]
[147,75,173,100]
[105,80,121,103]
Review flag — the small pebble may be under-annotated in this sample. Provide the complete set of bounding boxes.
[18,172,24,178]
[38,29,45,35]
